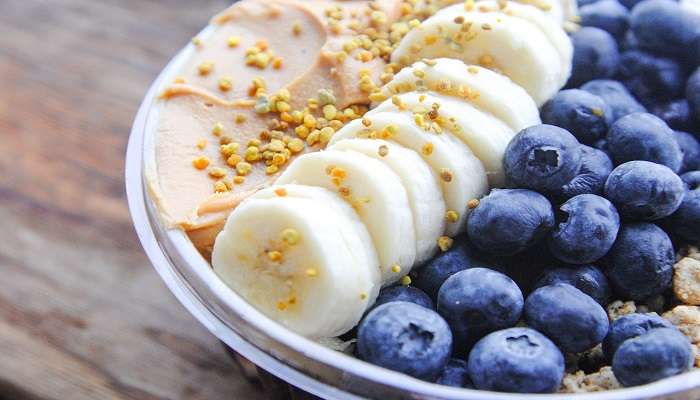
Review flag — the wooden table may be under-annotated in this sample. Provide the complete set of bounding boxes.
[0,1,265,399]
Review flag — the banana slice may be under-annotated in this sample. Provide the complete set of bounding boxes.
[381,58,540,132]
[392,6,564,105]
[212,196,379,339]
[276,150,416,284]
[372,91,512,186]
[477,0,566,22]
[329,111,488,236]
[460,1,573,84]
[251,184,379,274]
[329,139,446,264]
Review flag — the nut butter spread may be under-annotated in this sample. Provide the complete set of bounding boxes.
[146,0,429,257]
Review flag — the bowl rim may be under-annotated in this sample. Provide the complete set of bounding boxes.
[125,15,700,400]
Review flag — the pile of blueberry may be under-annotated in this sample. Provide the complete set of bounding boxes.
[354,0,700,393]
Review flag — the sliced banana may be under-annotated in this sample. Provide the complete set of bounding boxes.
[381,58,540,132]
[329,138,446,264]
[372,91,511,186]
[461,1,573,84]
[276,150,416,284]
[329,111,488,236]
[392,6,564,105]
[251,184,379,274]
[212,196,379,339]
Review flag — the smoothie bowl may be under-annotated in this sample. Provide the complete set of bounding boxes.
[126,0,700,398]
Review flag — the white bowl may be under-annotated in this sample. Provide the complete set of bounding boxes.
[125,22,700,400]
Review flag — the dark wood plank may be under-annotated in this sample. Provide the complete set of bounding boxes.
[0,1,265,398]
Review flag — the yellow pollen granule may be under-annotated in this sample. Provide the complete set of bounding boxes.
[233,176,245,184]
[319,126,335,144]
[174,76,186,84]
[191,37,202,46]
[369,92,388,102]
[440,168,453,182]
[438,236,454,252]
[391,264,401,273]
[481,23,492,30]
[209,167,227,178]
[267,250,283,262]
[277,300,288,311]
[281,228,301,245]
[275,188,288,197]
[479,54,494,66]
[330,166,347,180]
[272,57,284,70]
[213,181,229,193]
[468,198,480,209]
[401,276,412,286]
[227,154,242,167]
[323,104,337,120]
[468,66,480,74]
[218,76,233,92]
[266,165,279,175]
[235,114,247,124]
[306,268,319,277]
[227,36,241,48]
[198,61,214,75]
[221,142,240,156]
[288,138,305,153]
[212,122,224,136]
[591,107,604,117]
[422,142,434,156]
[245,146,261,161]
[236,162,252,176]
[446,210,460,223]
[192,156,210,170]
[360,292,368,300]
[292,21,303,35]
[378,144,389,157]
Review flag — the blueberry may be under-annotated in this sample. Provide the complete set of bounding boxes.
[373,285,434,310]
[437,268,523,348]
[651,99,694,132]
[607,113,683,172]
[581,79,647,122]
[548,194,620,264]
[569,27,621,87]
[604,222,674,300]
[413,240,494,299]
[467,189,555,255]
[668,171,700,242]
[534,265,612,306]
[687,67,700,121]
[602,313,675,360]
[612,328,693,387]
[525,283,609,352]
[436,359,473,388]
[630,0,700,58]
[357,302,452,381]
[557,145,614,200]
[674,131,700,173]
[604,161,685,220]
[541,90,611,144]
[504,125,582,192]
[619,50,685,105]
[620,0,644,8]
[593,138,611,154]
[620,30,640,51]
[580,0,630,39]
[467,327,564,393]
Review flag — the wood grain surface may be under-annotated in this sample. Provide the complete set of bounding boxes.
[0,1,265,399]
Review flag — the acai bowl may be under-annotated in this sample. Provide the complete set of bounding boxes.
[127,0,700,398]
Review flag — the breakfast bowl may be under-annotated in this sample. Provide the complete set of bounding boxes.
[127,1,700,398]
